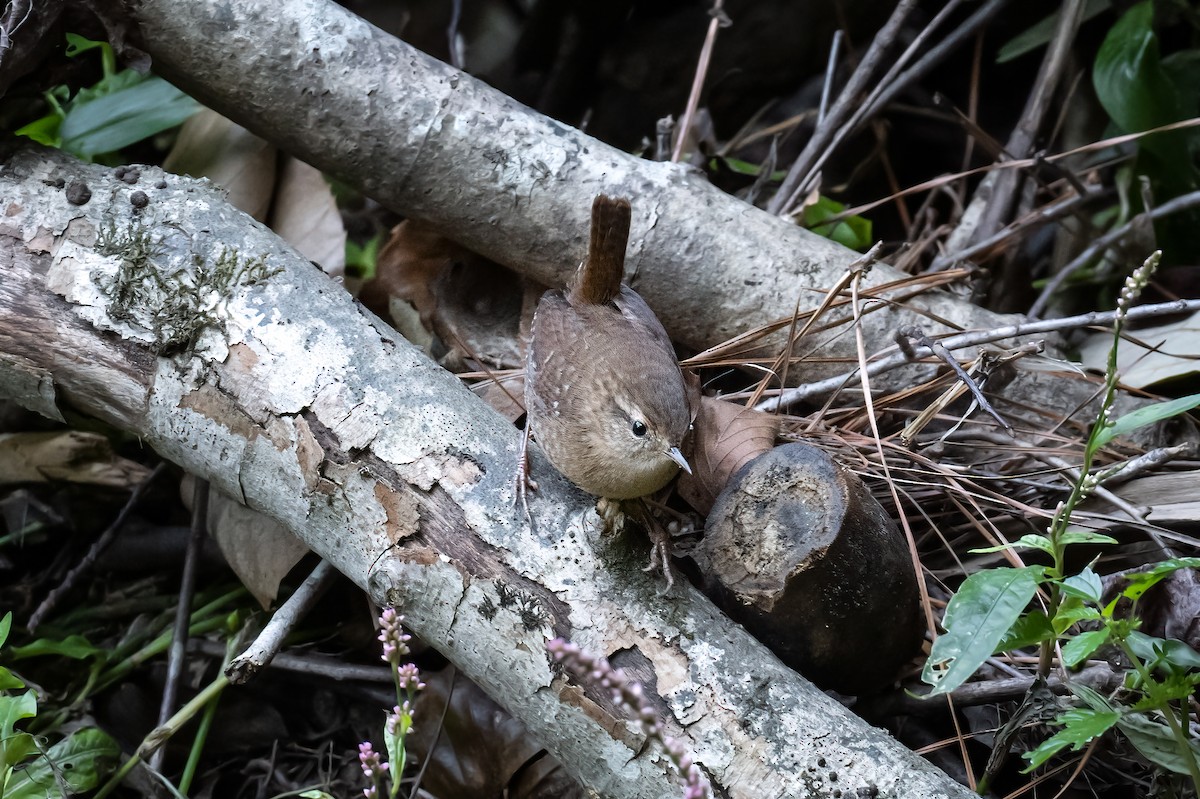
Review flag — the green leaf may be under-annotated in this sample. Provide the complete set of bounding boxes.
[12,635,102,661]
[971,534,1055,556]
[1052,604,1102,635]
[299,792,337,799]
[1022,707,1121,770]
[1058,529,1119,547]
[996,0,1110,64]
[801,196,873,252]
[13,114,62,147]
[63,33,111,60]
[1061,567,1103,603]
[1127,631,1200,671]
[1095,393,1200,448]
[0,613,11,649]
[1117,712,1200,776]
[60,75,200,159]
[3,727,120,798]
[1062,629,1111,668]
[922,567,1041,696]
[0,666,24,692]
[1118,557,1200,601]
[1093,1,1193,166]
[0,692,38,768]
[997,610,1055,651]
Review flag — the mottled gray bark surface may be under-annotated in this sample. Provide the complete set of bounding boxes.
[120,0,1030,391]
[0,145,977,798]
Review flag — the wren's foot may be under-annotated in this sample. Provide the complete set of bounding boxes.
[642,522,676,591]
[515,424,538,522]
[594,497,627,536]
[611,499,675,591]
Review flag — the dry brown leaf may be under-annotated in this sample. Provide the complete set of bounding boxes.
[1079,313,1200,388]
[367,221,526,369]
[409,668,584,799]
[474,375,526,423]
[0,431,151,488]
[162,109,277,222]
[268,156,346,277]
[183,477,310,609]
[677,396,780,515]
[365,220,461,328]
[1084,471,1200,525]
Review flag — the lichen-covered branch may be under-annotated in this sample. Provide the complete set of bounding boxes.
[0,145,975,798]
[115,0,1024,390]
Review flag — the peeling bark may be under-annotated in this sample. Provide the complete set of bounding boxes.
[0,145,976,798]
[114,0,1031,393]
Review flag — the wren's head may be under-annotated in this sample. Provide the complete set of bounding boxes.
[580,382,692,500]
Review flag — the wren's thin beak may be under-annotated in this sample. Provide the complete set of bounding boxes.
[667,446,692,475]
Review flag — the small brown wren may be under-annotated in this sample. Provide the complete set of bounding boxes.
[524,195,694,501]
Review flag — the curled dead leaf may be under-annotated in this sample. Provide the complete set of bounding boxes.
[677,396,779,515]
[365,221,531,370]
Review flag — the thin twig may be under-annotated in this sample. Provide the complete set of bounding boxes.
[791,0,971,209]
[672,0,727,164]
[226,558,339,684]
[818,30,843,125]
[1098,443,1197,487]
[28,462,169,631]
[149,477,209,773]
[896,326,1014,435]
[866,0,1010,127]
[759,298,1200,411]
[1029,187,1200,318]
[769,0,919,214]
[929,187,1110,273]
[190,638,394,682]
[835,117,1200,220]
[950,0,1086,254]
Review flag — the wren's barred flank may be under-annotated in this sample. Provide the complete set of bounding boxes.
[523,195,695,502]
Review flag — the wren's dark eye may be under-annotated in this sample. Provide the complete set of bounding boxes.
[631,420,648,437]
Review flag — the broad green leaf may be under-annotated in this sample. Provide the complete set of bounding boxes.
[1118,557,1200,601]
[802,196,873,252]
[971,534,1055,556]
[299,792,337,799]
[1095,393,1200,448]
[1022,707,1121,770]
[1058,530,1118,547]
[0,692,37,768]
[0,613,10,649]
[0,667,23,692]
[997,0,1110,64]
[1052,604,1101,634]
[1093,1,1192,166]
[1117,712,1200,776]
[997,610,1055,651]
[1127,631,1200,671]
[12,635,102,661]
[12,115,61,147]
[60,76,200,159]
[3,727,119,798]
[1063,629,1111,668]
[922,567,1041,696]
[1061,567,1103,603]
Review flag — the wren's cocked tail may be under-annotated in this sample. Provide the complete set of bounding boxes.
[523,195,695,501]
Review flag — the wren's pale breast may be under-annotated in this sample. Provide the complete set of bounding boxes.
[524,196,693,500]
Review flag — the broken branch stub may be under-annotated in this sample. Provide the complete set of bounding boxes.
[694,441,923,694]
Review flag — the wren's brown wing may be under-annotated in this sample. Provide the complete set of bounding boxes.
[612,286,680,371]
[525,289,585,422]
